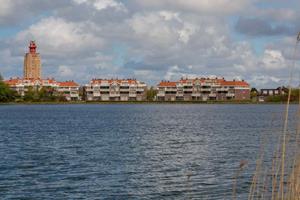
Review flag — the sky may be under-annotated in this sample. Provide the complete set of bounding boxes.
[0,0,300,88]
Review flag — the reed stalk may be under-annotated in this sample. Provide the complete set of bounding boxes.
[243,32,300,200]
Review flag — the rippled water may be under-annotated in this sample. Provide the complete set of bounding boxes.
[0,104,297,199]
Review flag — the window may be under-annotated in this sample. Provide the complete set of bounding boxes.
[269,91,273,95]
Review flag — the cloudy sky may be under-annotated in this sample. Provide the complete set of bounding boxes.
[0,0,300,87]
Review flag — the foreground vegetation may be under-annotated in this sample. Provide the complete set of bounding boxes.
[0,74,17,102]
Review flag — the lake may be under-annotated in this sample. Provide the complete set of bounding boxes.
[0,104,296,199]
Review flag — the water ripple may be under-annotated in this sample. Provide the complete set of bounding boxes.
[0,104,295,199]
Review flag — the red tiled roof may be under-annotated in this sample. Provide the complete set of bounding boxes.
[4,78,79,87]
[158,78,250,87]
[4,78,22,86]
[91,79,138,85]
[58,81,79,87]
[158,81,177,87]
[218,80,249,87]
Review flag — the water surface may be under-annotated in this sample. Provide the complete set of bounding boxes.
[0,104,295,199]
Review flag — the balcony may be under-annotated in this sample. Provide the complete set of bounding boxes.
[120,88,130,92]
[201,83,212,87]
[211,84,221,88]
[183,88,193,92]
[216,88,229,92]
[99,88,110,92]
[136,88,145,92]
[129,93,137,97]
[85,87,93,92]
[70,93,79,98]
[209,93,217,97]
[165,87,177,92]
[93,92,101,97]
[192,93,201,97]
[157,92,165,97]
[110,93,120,97]
[100,83,110,87]
[226,93,235,97]
[201,88,211,92]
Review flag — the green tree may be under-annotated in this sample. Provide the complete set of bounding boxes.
[23,86,39,102]
[146,87,157,101]
[0,80,16,102]
[38,87,58,101]
[265,95,286,103]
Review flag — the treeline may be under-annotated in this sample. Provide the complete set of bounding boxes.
[0,74,17,102]
[22,87,68,102]
[0,74,68,102]
[251,88,300,103]
[0,85,67,103]
[265,89,300,102]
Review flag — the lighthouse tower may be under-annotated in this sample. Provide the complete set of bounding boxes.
[23,41,41,79]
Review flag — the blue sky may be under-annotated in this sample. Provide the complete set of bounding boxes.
[0,0,300,88]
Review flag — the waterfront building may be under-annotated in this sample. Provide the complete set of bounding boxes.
[4,41,80,101]
[258,87,288,102]
[4,78,80,101]
[56,81,80,101]
[156,77,250,101]
[24,41,41,79]
[84,79,147,101]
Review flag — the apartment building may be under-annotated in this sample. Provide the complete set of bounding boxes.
[56,81,80,101]
[84,79,147,101]
[4,78,80,101]
[156,77,250,101]
[258,87,288,102]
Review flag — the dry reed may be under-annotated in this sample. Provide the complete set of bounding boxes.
[233,32,300,200]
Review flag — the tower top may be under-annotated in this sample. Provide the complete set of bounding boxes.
[29,41,37,54]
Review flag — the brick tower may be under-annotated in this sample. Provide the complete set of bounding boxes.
[23,41,41,79]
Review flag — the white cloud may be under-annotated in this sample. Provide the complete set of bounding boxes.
[128,10,200,48]
[164,65,181,80]
[0,0,13,17]
[159,11,181,21]
[178,22,199,44]
[73,0,127,12]
[249,75,282,87]
[58,65,74,77]
[0,0,298,87]
[132,0,252,15]
[255,8,297,22]
[163,65,199,80]
[129,11,179,46]
[15,17,103,56]
[260,49,286,70]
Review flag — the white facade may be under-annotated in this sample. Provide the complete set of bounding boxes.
[84,79,147,101]
[4,78,80,101]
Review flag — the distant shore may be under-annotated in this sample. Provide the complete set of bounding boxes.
[0,100,291,105]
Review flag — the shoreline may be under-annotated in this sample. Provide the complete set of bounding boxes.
[0,100,291,105]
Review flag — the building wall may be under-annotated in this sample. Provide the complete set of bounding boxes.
[4,79,80,101]
[156,78,250,101]
[84,80,147,101]
[24,53,41,79]
[234,89,250,100]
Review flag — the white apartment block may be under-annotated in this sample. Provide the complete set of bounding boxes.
[156,77,250,101]
[84,79,147,101]
[4,78,80,101]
